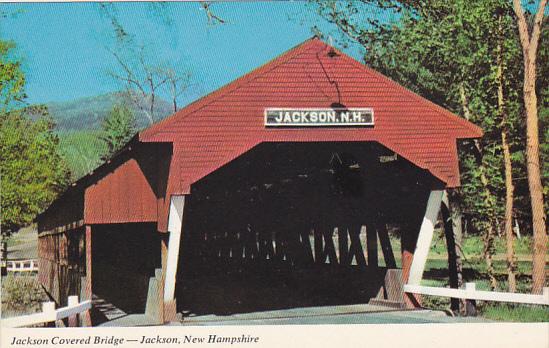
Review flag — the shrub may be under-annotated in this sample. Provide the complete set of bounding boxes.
[1,274,47,315]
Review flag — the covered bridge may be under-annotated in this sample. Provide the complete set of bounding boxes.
[36,38,482,325]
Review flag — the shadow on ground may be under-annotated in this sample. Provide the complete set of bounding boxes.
[176,265,387,317]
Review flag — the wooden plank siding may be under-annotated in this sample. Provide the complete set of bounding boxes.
[38,226,85,305]
[84,158,157,223]
[37,188,84,233]
[84,144,168,225]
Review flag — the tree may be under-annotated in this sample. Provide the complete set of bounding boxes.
[99,3,198,122]
[512,0,547,294]
[0,40,26,109]
[99,103,136,160]
[1,106,71,235]
[0,40,70,238]
[162,68,191,113]
[312,0,526,292]
[108,45,170,125]
[539,23,549,218]
[495,8,519,292]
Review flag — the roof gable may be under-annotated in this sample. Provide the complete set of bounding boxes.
[139,37,482,190]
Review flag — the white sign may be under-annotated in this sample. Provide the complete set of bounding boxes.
[265,108,374,127]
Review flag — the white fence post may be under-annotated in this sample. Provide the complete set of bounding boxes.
[42,302,56,318]
[43,301,56,327]
[67,296,78,327]
[465,282,476,293]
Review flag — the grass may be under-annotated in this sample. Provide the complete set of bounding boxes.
[480,303,549,322]
[405,229,539,260]
[410,231,548,322]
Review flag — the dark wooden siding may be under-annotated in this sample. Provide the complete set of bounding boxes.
[37,187,84,233]
[84,158,157,224]
[83,143,169,225]
[38,227,85,305]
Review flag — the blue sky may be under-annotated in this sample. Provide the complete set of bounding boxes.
[1,2,379,106]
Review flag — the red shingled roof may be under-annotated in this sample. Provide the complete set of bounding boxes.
[140,37,482,192]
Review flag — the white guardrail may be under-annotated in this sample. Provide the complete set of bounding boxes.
[404,283,549,306]
[1,259,39,272]
[1,295,91,328]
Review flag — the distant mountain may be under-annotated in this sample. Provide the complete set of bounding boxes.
[45,92,174,131]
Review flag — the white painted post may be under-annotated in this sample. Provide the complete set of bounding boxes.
[163,195,185,302]
[42,301,56,314]
[543,287,549,302]
[407,189,444,286]
[67,296,78,327]
[464,282,477,314]
[42,301,56,325]
[465,282,476,296]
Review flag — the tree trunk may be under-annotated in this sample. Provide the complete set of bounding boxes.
[149,90,156,124]
[449,195,465,313]
[1,240,7,276]
[483,223,498,291]
[501,130,516,292]
[524,69,547,294]
[442,191,465,314]
[496,19,517,292]
[459,84,498,291]
[171,80,178,113]
[513,0,547,294]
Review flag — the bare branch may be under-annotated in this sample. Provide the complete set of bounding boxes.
[158,68,191,112]
[201,2,226,25]
[103,5,195,123]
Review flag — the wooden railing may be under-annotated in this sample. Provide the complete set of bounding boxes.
[1,259,39,272]
[404,283,549,306]
[1,295,91,328]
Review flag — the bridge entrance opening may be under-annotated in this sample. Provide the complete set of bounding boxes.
[91,222,161,315]
[174,142,435,316]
